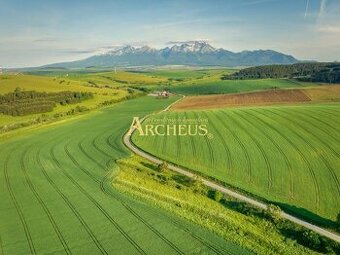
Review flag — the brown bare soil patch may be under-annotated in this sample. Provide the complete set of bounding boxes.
[302,85,340,102]
[172,89,312,110]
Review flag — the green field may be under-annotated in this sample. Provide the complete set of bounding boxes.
[132,103,340,224]
[158,79,318,95]
[136,68,235,80]
[25,69,167,86]
[1,68,339,253]
[0,96,250,254]
[65,71,167,86]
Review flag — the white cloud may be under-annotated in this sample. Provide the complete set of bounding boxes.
[315,25,340,34]
[318,0,327,18]
[166,39,213,45]
[304,0,310,18]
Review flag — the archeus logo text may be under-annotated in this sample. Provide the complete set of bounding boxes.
[127,117,213,139]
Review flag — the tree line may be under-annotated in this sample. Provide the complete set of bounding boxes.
[0,88,93,116]
[222,62,340,83]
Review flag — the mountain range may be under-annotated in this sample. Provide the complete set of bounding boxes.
[47,41,298,68]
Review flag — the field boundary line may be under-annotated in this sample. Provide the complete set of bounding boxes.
[123,99,340,243]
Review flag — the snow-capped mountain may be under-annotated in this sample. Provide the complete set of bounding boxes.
[167,41,216,53]
[103,45,157,56]
[47,41,298,68]
[101,41,215,56]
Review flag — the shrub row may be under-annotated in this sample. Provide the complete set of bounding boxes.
[0,88,93,116]
[0,105,90,133]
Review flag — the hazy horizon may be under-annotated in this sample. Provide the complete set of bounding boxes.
[1,0,339,68]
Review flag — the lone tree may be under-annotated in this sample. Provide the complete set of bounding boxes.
[213,190,224,202]
[266,204,282,223]
[191,175,206,194]
[157,161,168,173]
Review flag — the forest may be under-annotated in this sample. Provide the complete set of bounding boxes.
[222,62,340,83]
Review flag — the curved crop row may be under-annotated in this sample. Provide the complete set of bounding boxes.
[135,104,340,220]
[265,109,340,199]
[252,109,321,211]
[238,110,294,198]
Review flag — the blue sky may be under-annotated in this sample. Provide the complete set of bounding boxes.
[0,0,339,67]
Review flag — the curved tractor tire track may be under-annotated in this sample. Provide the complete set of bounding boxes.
[56,143,146,255]
[184,112,198,160]
[265,109,340,198]
[82,139,187,255]
[124,114,340,243]
[58,136,188,255]
[175,112,182,162]
[100,172,227,255]
[251,109,321,211]
[74,132,209,255]
[227,111,273,191]
[101,173,185,255]
[65,142,100,184]
[21,146,72,255]
[202,111,232,175]
[0,96,240,254]
[78,140,107,171]
[217,111,252,182]
[4,148,36,255]
[300,108,340,133]
[239,110,294,198]
[193,112,215,169]
[37,144,108,255]
[281,109,340,155]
